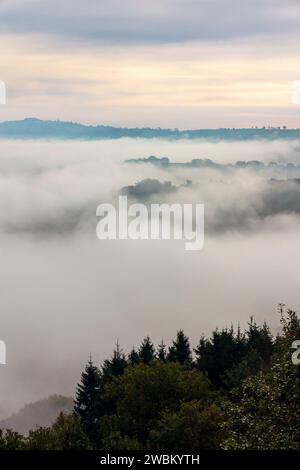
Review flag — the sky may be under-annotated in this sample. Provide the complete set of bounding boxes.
[0,0,300,127]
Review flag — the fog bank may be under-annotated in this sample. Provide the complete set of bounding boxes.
[0,138,300,418]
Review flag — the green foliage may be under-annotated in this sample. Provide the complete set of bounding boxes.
[26,426,54,450]
[223,348,263,389]
[99,407,143,449]
[50,413,92,450]
[150,401,225,450]
[275,305,300,359]
[102,432,144,450]
[223,365,300,449]
[104,361,213,444]
[223,308,300,449]
[0,429,25,450]
[26,413,92,450]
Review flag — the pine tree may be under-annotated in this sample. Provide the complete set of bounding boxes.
[74,358,101,444]
[157,340,167,362]
[246,317,274,367]
[168,330,192,367]
[138,336,155,364]
[128,347,140,366]
[102,342,127,382]
[194,327,240,388]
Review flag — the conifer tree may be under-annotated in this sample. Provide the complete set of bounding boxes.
[157,340,167,362]
[168,330,192,367]
[246,317,273,366]
[194,327,240,388]
[138,336,155,364]
[101,342,127,383]
[74,358,101,443]
[128,347,140,366]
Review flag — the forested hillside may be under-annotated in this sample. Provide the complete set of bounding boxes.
[0,396,73,436]
[1,306,299,450]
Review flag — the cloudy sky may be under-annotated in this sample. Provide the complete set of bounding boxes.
[0,0,300,127]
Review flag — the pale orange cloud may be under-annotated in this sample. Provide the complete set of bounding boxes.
[0,35,299,128]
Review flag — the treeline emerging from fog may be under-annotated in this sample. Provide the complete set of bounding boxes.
[1,306,300,450]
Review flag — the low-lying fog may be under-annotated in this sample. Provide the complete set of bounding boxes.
[1,137,300,419]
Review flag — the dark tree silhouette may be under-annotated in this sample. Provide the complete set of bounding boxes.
[246,317,273,367]
[128,347,140,366]
[74,358,101,444]
[138,337,155,364]
[102,342,127,382]
[194,327,243,388]
[168,330,192,367]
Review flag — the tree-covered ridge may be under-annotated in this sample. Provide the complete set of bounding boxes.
[1,118,300,140]
[1,306,300,450]
[0,395,73,436]
[125,155,300,174]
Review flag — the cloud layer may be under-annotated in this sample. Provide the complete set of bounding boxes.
[2,137,300,418]
[1,1,300,44]
[1,139,300,235]
[1,1,300,127]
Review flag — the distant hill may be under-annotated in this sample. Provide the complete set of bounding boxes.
[0,395,73,435]
[125,156,300,173]
[0,118,300,140]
